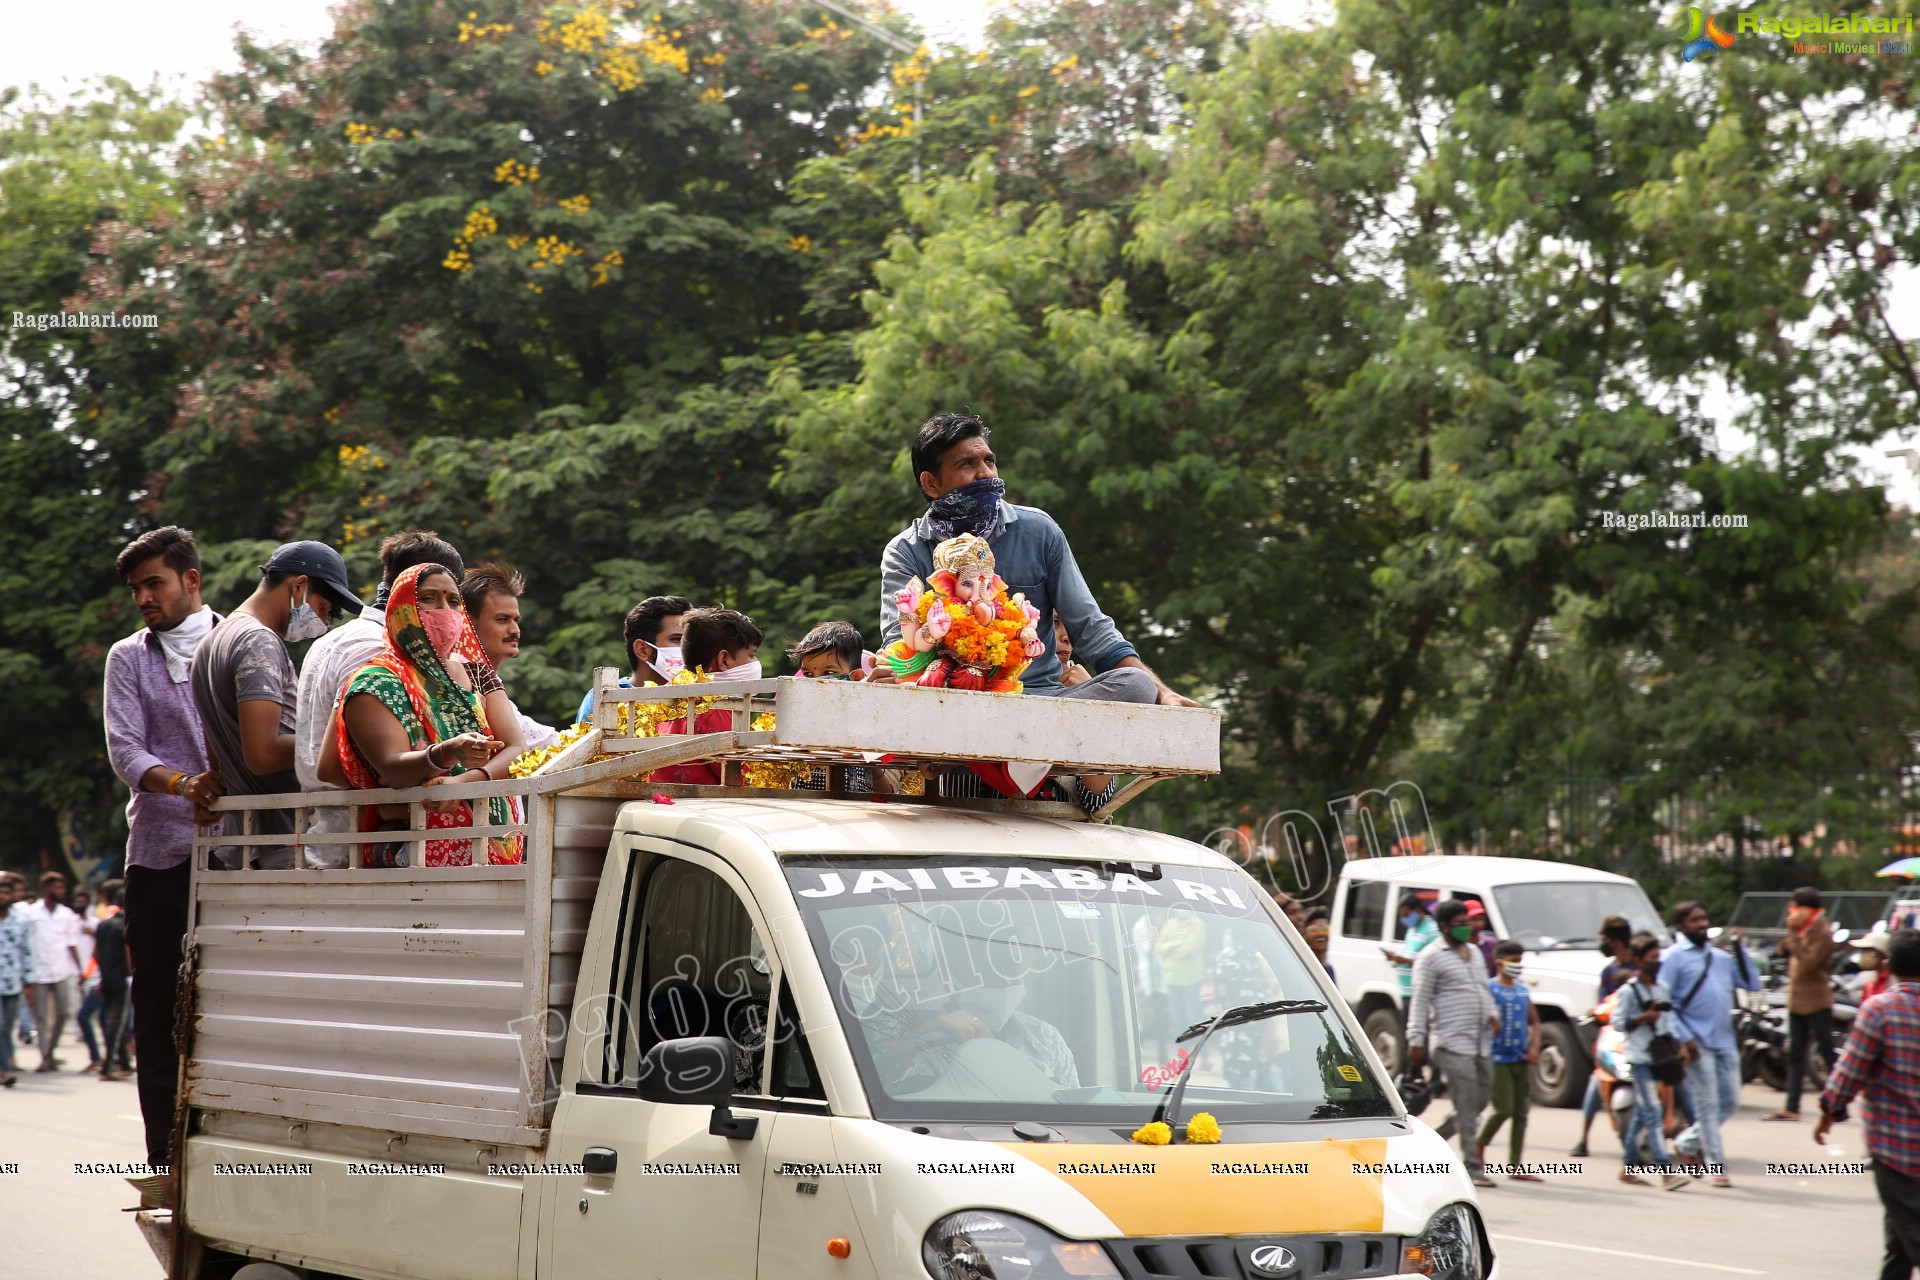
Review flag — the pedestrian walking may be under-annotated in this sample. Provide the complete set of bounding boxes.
[1477,940,1541,1180]
[0,874,30,1086]
[1766,886,1838,1123]
[1465,899,1498,977]
[18,871,84,1072]
[94,881,132,1081]
[1407,898,1500,1188]
[1659,900,1758,1188]
[1817,928,1920,1280]
[1571,915,1635,1157]
[1861,931,1896,1005]
[1614,933,1694,1190]
[1386,896,1439,1002]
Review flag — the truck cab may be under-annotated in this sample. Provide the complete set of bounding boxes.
[1327,855,1665,1107]
[145,677,1499,1280]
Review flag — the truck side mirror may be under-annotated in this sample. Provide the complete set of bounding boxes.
[636,1036,759,1140]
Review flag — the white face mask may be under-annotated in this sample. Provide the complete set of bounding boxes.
[957,983,1027,1034]
[285,588,329,644]
[650,645,685,679]
[710,658,763,682]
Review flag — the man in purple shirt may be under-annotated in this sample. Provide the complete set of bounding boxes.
[104,526,223,1173]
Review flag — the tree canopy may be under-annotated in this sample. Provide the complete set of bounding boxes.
[6,0,1920,919]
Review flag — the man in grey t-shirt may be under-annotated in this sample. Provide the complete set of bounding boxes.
[192,541,358,869]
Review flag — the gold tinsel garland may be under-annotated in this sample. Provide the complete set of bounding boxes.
[507,720,594,778]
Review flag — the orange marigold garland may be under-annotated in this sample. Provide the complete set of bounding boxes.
[885,534,1044,692]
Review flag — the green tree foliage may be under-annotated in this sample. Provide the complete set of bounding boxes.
[0,80,190,858]
[9,0,1920,884]
[83,0,897,720]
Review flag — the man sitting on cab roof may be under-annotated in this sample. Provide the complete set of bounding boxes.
[874,413,1198,708]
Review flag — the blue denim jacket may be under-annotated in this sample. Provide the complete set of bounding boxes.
[880,503,1138,693]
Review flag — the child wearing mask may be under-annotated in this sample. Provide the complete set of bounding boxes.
[1477,939,1541,1179]
[649,608,764,786]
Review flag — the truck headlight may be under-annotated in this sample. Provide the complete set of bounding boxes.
[923,1210,1120,1279]
[1398,1202,1490,1279]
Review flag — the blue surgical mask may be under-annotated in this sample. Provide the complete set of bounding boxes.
[285,589,329,643]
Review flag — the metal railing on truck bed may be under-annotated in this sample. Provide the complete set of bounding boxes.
[184,676,1220,1146]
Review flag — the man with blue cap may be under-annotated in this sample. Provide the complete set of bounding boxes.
[191,540,359,870]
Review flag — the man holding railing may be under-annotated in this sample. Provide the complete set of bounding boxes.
[193,541,359,870]
[103,526,225,1173]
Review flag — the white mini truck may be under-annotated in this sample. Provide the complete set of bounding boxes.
[145,675,1497,1280]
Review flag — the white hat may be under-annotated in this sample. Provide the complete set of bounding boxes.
[1858,929,1893,954]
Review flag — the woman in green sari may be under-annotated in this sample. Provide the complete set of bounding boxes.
[319,563,525,866]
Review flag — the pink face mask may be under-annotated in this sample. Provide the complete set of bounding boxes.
[420,608,466,660]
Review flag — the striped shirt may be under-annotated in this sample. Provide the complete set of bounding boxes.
[1407,941,1496,1057]
[1821,981,1920,1177]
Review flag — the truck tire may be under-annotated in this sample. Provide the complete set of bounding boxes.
[1363,1007,1405,1077]
[1530,1019,1589,1108]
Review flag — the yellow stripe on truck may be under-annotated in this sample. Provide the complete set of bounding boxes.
[1000,1138,1387,1237]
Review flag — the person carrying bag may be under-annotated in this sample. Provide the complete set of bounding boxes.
[1615,933,1694,1189]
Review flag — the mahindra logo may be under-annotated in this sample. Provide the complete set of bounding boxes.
[1248,1245,1298,1276]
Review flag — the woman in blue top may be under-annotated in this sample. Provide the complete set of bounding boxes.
[1613,933,1695,1190]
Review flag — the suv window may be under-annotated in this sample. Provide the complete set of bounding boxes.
[1342,880,1388,940]
[1391,887,1441,940]
[613,856,770,1093]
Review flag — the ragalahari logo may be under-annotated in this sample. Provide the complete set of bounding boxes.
[1682,8,1738,60]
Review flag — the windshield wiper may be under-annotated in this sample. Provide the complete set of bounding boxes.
[1152,1000,1329,1132]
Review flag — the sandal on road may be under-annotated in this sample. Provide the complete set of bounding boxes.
[1761,1111,1801,1122]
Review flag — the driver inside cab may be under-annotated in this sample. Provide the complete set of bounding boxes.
[875,975,1080,1090]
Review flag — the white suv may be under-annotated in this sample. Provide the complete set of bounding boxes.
[1326,854,1667,1106]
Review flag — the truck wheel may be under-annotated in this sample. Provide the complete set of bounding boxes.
[1530,1020,1589,1108]
[1363,1008,1405,1077]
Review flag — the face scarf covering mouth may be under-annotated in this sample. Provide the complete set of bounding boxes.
[925,477,1006,540]
[155,605,216,683]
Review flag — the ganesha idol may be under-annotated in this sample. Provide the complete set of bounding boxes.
[885,534,1045,693]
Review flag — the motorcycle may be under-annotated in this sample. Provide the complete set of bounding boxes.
[1582,993,1646,1140]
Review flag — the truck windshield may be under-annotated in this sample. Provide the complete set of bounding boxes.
[784,856,1392,1125]
[1493,881,1669,950]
